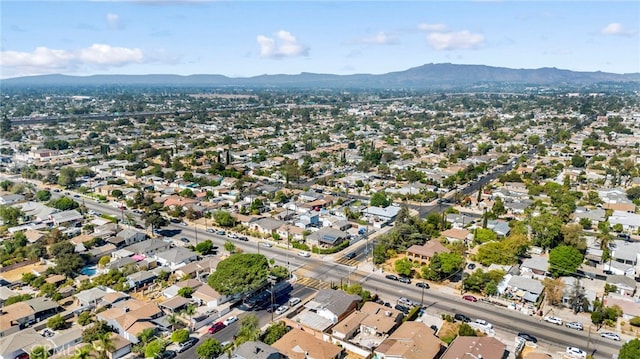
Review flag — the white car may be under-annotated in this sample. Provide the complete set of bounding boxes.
[260,242,272,247]
[275,305,289,315]
[298,251,311,257]
[566,321,583,331]
[543,315,563,325]
[223,316,238,326]
[288,297,301,306]
[600,331,621,341]
[566,346,586,359]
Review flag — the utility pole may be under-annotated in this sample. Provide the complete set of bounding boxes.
[194,221,198,245]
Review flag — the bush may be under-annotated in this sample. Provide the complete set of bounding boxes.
[630,317,640,327]
[403,306,421,322]
[171,329,190,343]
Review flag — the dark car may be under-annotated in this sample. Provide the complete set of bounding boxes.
[454,313,471,323]
[517,332,538,343]
[394,304,410,314]
[176,338,198,353]
[266,303,280,313]
[344,251,357,260]
[416,282,430,289]
[398,277,411,284]
[467,263,476,270]
[179,237,190,244]
[238,236,249,241]
[156,350,177,359]
[208,321,226,334]
[385,274,399,281]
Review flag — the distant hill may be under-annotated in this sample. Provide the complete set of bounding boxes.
[3,63,639,89]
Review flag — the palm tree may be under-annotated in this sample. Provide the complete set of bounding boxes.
[94,332,115,359]
[182,304,196,330]
[166,313,181,331]
[73,345,92,359]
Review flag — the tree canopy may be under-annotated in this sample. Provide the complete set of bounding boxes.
[207,253,269,295]
[548,245,583,278]
[619,339,640,359]
[196,338,222,359]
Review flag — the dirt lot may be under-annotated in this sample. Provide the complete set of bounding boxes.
[0,263,50,283]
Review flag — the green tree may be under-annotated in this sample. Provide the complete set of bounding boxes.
[262,321,289,345]
[47,314,66,330]
[530,211,563,248]
[458,323,477,337]
[195,240,213,255]
[78,311,94,326]
[0,205,23,226]
[474,228,497,244]
[171,328,190,343]
[144,339,165,358]
[177,287,194,298]
[561,223,586,251]
[619,339,640,359]
[73,345,92,359]
[30,346,49,359]
[491,197,506,216]
[212,210,236,228]
[370,191,391,207]
[422,252,464,281]
[571,155,587,168]
[35,190,52,202]
[58,167,78,188]
[224,240,236,253]
[98,256,111,268]
[47,197,79,211]
[548,245,583,278]
[0,114,12,138]
[235,314,260,345]
[196,338,222,359]
[207,253,269,295]
[394,257,413,277]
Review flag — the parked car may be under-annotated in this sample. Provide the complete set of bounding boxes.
[227,233,238,239]
[208,321,226,334]
[467,263,476,270]
[415,282,429,289]
[275,305,289,315]
[385,274,399,281]
[216,230,226,236]
[600,332,621,341]
[397,297,413,306]
[517,332,538,343]
[176,338,198,353]
[565,321,583,331]
[297,251,311,257]
[462,295,477,302]
[565,346,587,359]
[454,313,471,323]
[289,297,301,306]
[544,316,563,325]
[179,237,190,244]
[260,242,272,247]
[223,316,238,326]
[394,304,410,314]
[157,350,177,359]
[206,228,214,233]
[238,236,249,241]
[398,277,411,284]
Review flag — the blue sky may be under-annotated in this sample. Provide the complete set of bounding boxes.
[1,1,638,79]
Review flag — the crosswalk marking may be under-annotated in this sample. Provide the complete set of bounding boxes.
[295,275,332,290]
[335,257,360,267]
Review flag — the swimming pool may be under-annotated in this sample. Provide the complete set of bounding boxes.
[79,266,97,276]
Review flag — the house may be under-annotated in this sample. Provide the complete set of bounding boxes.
[560,277,596,312]
[159,296,190,314]
[406,241,451,266]
[251,218,284,236]
[305,228,349,248]
[440,228,471,243]
[104,333,132,359]
[498,275,545,303]
[606,275,637,296]
[445,213,474,228]
[333,301,403,348]
[163,279,203,299]
[49,210,83,227]
[124,239,171,257]
[174,257,220,280]
[608,210,640,232]
[0,328,51,359]
[304,289,360,324]
[486,220,511,237]
[573,207,606,227]
[154,247,199,271]
[192,284,229,309]
[49,327,83,355]
[374,321,443,359]
[0,194,24,206]
[441,336,507,359]
[108,229,146,248]
[363,205,401,226]
[126,271,157,289]
[521,256,550,279]
[97,299,162,344]
[0,297,60,332]
[227,341,281,359]
[271,329,343,359]
[604,295,640,320]
[74,287,108,309]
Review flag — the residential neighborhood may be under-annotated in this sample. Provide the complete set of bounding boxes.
[1,89,640,359]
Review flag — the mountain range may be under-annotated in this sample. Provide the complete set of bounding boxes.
[3,63,639,90]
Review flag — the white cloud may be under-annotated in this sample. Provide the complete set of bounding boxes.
[427,31,485,50]
[1,44,147,77]
[601,23,635,37]
[357,32,398,45]
[417,23,447,32]
[106,13,122,30]
[257,30,309,58]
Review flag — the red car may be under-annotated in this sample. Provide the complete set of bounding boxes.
[462,295,478,302]
[208,321,226,334]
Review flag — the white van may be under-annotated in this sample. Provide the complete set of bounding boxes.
[289,297,301,306]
